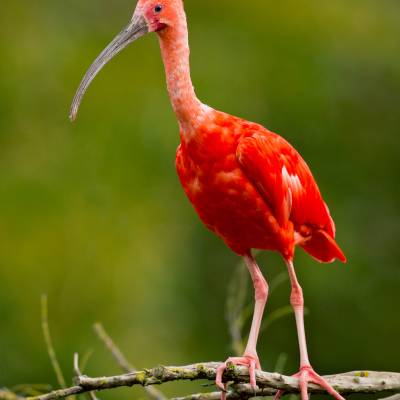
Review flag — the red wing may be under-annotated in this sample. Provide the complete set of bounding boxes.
[236,131,336,237]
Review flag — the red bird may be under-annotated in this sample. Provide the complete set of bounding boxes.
[70,1,346,399]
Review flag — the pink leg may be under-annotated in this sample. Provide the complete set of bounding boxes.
[216,254,268,398]
[275,259,345,400]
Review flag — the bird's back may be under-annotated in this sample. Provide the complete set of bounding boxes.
[176,109,345,262]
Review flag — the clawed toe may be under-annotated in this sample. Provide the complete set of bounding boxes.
[278,366,345,400]
[216,355,260,399]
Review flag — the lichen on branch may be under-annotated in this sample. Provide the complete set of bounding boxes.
[28,363,400,400]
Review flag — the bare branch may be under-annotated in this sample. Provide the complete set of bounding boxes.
[28,363,400,400]
[41,295,67,389]
[79,349,94,373]
[28,386,82,400]
[93,323,166,400]
[93,323,134,373]
[72,353,81,378]
[73,353,99,400]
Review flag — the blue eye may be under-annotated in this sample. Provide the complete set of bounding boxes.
[155,4,163,13]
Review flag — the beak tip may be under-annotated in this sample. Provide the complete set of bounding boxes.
[69,108,78,122]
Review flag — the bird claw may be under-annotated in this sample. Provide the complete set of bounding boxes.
[216,355,260,399]
[274,365,345,400]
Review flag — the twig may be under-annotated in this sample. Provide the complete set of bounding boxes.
[72,354,81,378]
[93,323,166,400]
[79,349,94,373]
[8,385,52,398]
[93,323,134,373]
[41,295,67,389]
[28,363,400,400]
[0,389,25,400]
[73,354,99,400]
[29,386,82,400]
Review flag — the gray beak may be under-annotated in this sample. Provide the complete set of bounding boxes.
[69,14,149,121]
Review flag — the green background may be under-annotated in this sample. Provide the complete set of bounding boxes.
[0,0,399,398]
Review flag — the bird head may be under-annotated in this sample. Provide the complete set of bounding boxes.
[69,0,184,121]
[137,0,184,32]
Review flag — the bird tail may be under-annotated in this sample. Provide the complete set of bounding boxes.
[300,229,346,264]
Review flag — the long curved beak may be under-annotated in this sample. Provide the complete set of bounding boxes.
[69,14,149,122]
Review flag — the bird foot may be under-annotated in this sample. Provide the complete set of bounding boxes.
[216,354,261,400]
[274,365,345,400]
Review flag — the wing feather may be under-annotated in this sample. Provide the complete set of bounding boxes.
[236,131,335,236]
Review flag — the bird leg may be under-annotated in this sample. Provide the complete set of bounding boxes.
[274,259,345,400]
[216,254,268,399]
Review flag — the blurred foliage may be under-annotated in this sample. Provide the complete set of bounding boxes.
[0,0,399,399]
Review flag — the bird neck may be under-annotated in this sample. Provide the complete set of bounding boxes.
[157,16,203,128]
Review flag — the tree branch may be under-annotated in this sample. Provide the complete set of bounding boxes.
[28,362,400,400]
[73,353,99,400]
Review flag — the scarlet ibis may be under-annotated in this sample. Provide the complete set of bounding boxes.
[70,1,347,399]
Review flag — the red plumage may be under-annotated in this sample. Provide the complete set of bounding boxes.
[176,110,346,263]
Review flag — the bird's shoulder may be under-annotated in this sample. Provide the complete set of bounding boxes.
[235,122,335,235]
[236,128,307,178]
